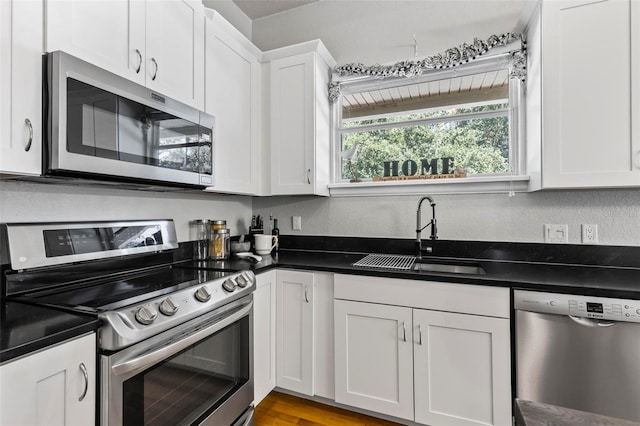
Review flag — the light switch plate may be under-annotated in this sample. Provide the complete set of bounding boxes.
[292,216,302,231]
[544,224,568,243]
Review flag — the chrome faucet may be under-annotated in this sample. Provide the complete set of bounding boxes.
[416,195,437,258]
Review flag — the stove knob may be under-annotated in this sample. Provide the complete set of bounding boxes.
[194,286,212,302]
[159,297,179,316]
[222,279,236,293]
[236,274,248,288]
[135,304,158,325]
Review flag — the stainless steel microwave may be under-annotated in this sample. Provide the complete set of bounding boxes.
[45,51,214,189]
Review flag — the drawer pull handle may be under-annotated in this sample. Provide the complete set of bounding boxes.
[135,49,142,73]
[151,58,158,81]
[24,119,33,152]
[79,363,88,401]
[304,286,309,303]
[418,324,423,345]
[402,321,406,342]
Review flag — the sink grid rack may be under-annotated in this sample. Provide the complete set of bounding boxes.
[353,254,416,271]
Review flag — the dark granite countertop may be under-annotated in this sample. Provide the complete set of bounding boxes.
[3,236,639,364]
[0,301,100,364]
[200,247,640,299]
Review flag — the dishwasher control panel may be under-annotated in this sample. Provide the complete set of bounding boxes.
[514,290,640,323]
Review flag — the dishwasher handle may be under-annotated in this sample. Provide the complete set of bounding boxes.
[569,315,617,328]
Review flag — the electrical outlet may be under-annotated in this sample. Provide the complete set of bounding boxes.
[292,216,302,231]
[581,224,598,244]
[544,224,568,243]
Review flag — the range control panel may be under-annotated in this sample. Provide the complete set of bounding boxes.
[514,290,640,323]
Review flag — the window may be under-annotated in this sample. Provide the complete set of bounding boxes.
[333,56,525,190]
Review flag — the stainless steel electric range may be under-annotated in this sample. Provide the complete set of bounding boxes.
[2,219,255,426]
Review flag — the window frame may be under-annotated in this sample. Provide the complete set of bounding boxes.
[329,54,527,196]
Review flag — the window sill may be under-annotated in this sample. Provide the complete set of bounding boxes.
[328,175,531,197]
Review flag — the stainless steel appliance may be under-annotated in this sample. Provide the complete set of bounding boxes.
[515,290,640,422]
[45,51,214,189]
[2,220,254,426]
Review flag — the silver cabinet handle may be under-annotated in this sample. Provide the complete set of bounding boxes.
[151,58,158,81]
[304,286,309,303]
[78,363,88,401]
[402,321,406,342]
[24,118,33,152]
[135,49,142,74]
[306,169,311,184]
[418,324,423,345]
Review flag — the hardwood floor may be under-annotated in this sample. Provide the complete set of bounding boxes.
[254,391,402,426]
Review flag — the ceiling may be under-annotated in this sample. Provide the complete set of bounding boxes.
[232,0,318,20]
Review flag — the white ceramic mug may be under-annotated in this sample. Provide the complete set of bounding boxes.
[254,234,278,255]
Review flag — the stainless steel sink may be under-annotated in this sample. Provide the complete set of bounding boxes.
[412,262,486,275]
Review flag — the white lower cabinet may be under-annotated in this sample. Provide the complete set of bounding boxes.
[254,270,277,405]
[0,333,96,425]
[334,300,414,420]
[413,309,511,426]
[334,274,511,426]
[275,269,334,398]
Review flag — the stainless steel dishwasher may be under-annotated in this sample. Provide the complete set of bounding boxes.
[515,290,640,422]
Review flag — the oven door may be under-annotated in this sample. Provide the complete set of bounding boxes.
[101,296,253,426]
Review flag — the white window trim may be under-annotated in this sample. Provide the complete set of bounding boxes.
[330,54,530,197]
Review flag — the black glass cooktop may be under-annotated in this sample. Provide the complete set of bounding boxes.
[19,266,235,312]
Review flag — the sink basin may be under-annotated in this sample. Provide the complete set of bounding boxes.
[413,262,486,275]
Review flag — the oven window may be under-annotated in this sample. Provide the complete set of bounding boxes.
[122,315,250,426]
[66,78,212,175]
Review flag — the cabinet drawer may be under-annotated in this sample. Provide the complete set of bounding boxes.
[334,274,509,318]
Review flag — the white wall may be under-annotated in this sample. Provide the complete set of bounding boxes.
[253,191,640,246]
[251,1,532,65]
[247,1,640,247]
[202,0,252,40]
[0,181,252,242]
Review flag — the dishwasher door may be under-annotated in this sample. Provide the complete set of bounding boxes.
[516,309,640,422]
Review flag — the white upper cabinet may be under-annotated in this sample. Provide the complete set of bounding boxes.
[534,0,640,188]
[0,0,44,175]
[204,10,261,195]
[265,41,335,196]
[45,0,204,109]
[145,0,204,109]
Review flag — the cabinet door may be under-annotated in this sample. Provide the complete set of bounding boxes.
[45,0,145,85]
[542,0,640,187]
[0,334,96,425]
[270,52,316,195]
[334,300,414,421]
[413,309,511,426]
[276,270,314,395]
[145,0,204,109]
[254,270,276,405]
[313,272,334,399]
[204,12,261,195]
[0,0,43,175]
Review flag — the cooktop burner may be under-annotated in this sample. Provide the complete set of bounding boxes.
[21,266,236,312]
[1,220,256,351]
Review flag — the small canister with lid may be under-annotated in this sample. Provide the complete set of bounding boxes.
[209,220,230,259]
[189,219,210,260]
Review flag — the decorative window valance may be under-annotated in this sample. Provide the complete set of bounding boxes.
[329,32,526,103]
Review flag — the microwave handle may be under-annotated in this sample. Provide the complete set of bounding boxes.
[111,300,252,376]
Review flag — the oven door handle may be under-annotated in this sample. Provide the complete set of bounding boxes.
[111,300,252,377]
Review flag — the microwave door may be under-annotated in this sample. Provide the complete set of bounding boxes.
[47,51,214,188]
